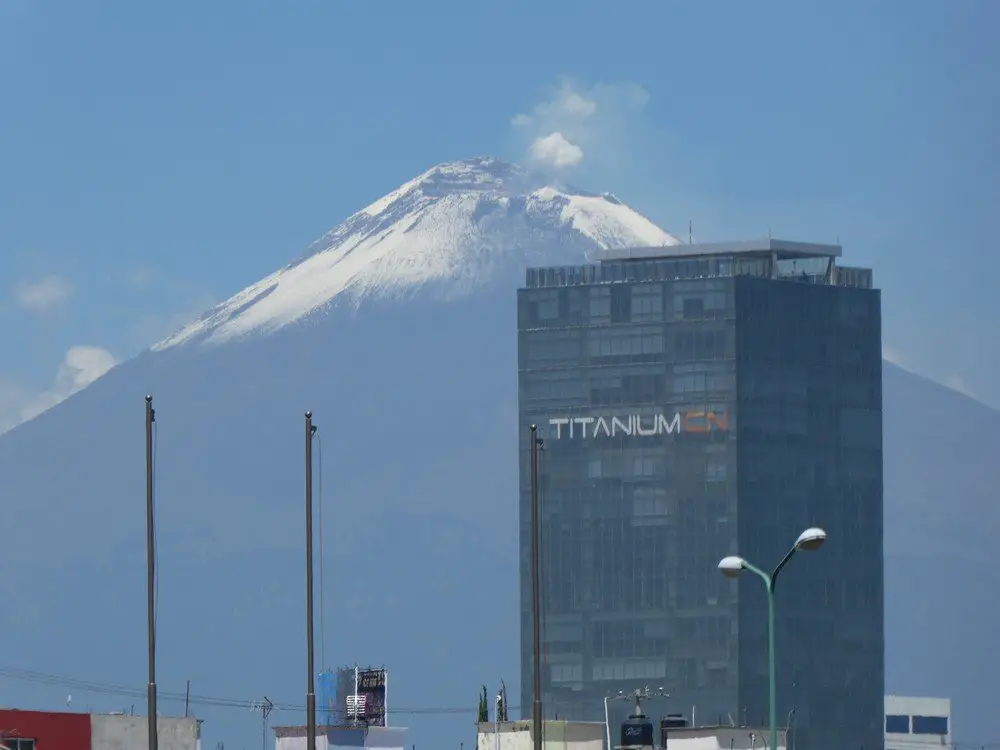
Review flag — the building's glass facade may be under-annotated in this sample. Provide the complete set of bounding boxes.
[517,242,883,750]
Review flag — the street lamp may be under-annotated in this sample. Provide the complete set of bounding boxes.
[717,527,826,750]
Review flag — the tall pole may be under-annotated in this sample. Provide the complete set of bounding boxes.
[766,584,777,750]
[603,697,611,750]
[736,563,778,750]
[719,530,825,750]
[305,412,318,750]
[145,395,158,750]
[529,425,542,750]
[261,697,274,750]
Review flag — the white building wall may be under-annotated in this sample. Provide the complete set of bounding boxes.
[275,726,406,750]
[477,723,783,750]
[655,728,786,750]
[477,721,605,750]
[91,715,200,750]
[277,734,309,750]
[885,695,952,750]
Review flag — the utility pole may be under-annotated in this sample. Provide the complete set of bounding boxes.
[145,395,158,750]
[260,697,274,750]
[305,412,318,750]
[184,681,190,718]
[529,425,543,750]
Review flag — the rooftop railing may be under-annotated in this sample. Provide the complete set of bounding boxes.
[525,255,873,291]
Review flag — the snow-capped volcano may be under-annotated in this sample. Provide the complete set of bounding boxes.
[155,156,678,350]
[2,153,997,749]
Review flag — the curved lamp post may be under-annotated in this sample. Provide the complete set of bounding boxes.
[718,527,826,750]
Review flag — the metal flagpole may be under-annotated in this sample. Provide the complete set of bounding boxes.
[145,395,158,750]
[529,425,543,750]
[305,412,318,750]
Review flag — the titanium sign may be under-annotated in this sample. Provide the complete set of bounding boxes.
[547,410,728,440]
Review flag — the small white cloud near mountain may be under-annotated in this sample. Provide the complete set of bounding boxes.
[14,275,73,313]
[0,345,116,434]
[530,133,584,168]
[511,78,650,173]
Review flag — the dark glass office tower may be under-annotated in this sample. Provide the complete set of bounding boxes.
[517,239,883,750]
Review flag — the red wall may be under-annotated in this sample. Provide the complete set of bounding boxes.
[0,709,91,750]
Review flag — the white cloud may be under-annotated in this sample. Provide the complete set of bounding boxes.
[510,78,651,173]
[560,92,597,119]
[882,345,907,367]
[882,347,993,408]
[0,345,116,434]
[511,81,602,128]
[944,374,978,401]
[14,276,73,313]
[57,345,116,391]
[529,132,584,169]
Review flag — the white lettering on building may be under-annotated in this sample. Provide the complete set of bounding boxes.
[545,410,724,439]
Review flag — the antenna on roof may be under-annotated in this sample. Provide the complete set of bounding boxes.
[688,220,693,245]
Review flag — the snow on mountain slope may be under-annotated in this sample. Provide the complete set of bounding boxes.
[153,157,679,350]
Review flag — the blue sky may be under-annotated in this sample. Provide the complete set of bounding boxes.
[1,0,997,432]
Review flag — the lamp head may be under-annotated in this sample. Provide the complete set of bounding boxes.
[718,556,746,578]
[795,527,827,551]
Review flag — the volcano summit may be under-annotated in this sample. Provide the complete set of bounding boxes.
[155,156,678,349]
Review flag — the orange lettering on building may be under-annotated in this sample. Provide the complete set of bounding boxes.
[683,410,728,433]
[707,410,728,431]
[684,411,708,433]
